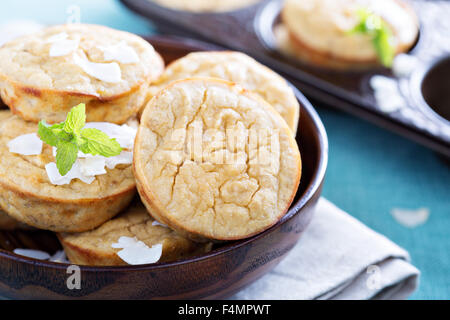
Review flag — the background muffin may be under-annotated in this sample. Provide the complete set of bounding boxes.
[280,0,419,69]
[150,0,262,12]
[146,51,300,133]
[59,201,212,266]
[0,111,136,232]
[134,78,301,241]
[0,24,164,124]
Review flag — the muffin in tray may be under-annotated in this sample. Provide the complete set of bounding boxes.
[0,111,136,232]
[134,78,302,242]
[150,0,262,12]
[0,24,164,124]
[146,51,300,133]
[279,0,419,69]
[59,201,212,266]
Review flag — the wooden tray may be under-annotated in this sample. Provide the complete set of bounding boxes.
[121,0,450,157]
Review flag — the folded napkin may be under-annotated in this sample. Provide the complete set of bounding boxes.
[232,198,420,300]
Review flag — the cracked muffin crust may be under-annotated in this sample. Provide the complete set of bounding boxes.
[134,78,301,241]
[0,24,164,124]
[0,111,136,232]
[281,0,419,68]
[146,51,300,133]
[58,201,212,266]
[150,0,262,12]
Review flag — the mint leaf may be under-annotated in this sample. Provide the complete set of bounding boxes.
[38,104,123,177]
[349,8,395,67]
[55,140,78,176]
[38,121,60,147]
[64,103,86,134]
[80,128,122,157]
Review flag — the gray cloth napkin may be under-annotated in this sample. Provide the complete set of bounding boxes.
[232,198,420,300]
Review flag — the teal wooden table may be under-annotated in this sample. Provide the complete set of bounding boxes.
[0,0,448,300]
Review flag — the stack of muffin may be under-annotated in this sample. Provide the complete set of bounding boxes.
[0,24,301,266]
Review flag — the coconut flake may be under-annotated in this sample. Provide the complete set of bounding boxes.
[105,151,133,169]
[111,236,162,265]
[8,133,43,156]
[79,157,107,176]
[390,207,430,228]
[392,54,419,78]
[370,75,405,113]
[45,161,95,185]
[73,52,122,83]
[152,220,168,228]
[99,41,140,64]
[13,248,51,260]
[50,38,79,57]
[49,250,70,263]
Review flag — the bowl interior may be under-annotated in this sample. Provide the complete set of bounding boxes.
[0,35,328,272]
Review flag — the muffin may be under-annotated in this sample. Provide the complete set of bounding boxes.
[145,51,300,133]
[280,0,419,69]
[134,78,302,241]
[59,201,212,266]
[0,210,31,230]
[0,111,136,232]
[0,24,164,124]
[150,0,262,12]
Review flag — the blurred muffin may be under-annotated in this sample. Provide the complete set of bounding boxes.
[280,0,419,69]
[0,111,136,232]
[145,51,300,133]
[0,24,164,124]
[59,201,212,266]
[150,0,262,12]
[134,78,301,242]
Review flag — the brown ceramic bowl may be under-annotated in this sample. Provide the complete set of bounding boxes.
[0,36,328,300]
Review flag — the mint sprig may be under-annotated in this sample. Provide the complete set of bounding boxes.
[349,8,395,67]
[38,104,122,176]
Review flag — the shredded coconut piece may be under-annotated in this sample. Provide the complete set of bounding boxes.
[390,207,430,228]
[152,220,169,228]
[370,75,405,113]
[111,236,162,265]
[45,161,95,185]
[13,248,51,260]
[392,54,419,78]
[99,40,140,64]
[73,52,122,83]
[8,133,43,156]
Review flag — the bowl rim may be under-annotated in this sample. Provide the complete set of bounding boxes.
[0,36,328,273]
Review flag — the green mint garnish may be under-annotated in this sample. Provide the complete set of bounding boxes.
[349,8,395,67]
[38,103,122,176]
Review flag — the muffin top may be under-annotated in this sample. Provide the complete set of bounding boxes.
[0,24,164,97]
[150,51,300,133]
[0,110,134,200]
[283,0,419,62]
[150,0,261,12]
[134,78,301,240]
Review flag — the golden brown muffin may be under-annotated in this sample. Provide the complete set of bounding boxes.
[58,201,212,266]
[280,0,419,69]
[134,78,302,242]
[145,51,300,133]
[150,0,262,12]
[0,24,164,124]
[0,111,136,232]
[0,209,31,230]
